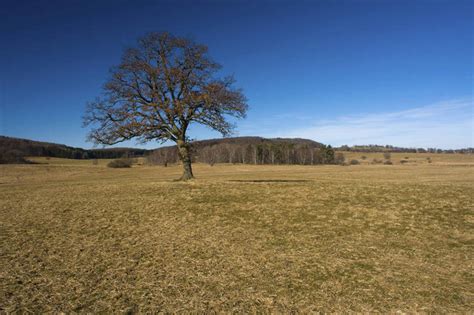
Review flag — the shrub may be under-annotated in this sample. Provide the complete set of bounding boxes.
[107,158,133,168]
[383,152,391,160]
[361,155,367,160]
[371,158,383,164]
[384,160,393,165]
[350,159,360,165]
[322,145,335,164]
[400,159,409,164]
[426,157,432,163]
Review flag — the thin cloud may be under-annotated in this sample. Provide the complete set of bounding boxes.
[268,99,473,149]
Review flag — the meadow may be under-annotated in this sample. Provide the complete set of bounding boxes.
[1,153,473,312]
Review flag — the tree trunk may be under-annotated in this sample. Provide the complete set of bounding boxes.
[177,140,194,180]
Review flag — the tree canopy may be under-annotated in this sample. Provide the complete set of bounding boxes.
[84,32,248,179]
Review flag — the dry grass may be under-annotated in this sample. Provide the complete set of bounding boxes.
[342,151,474,165]
[1,154,473,312]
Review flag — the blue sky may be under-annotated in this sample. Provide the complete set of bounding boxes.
[1,0,472,149]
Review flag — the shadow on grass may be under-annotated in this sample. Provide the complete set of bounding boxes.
[228,179,311,183]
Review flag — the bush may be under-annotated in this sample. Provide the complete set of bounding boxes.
[361,155,367,160]
[107,158,133,168]
[371,158,383,164]
[322,145,335,164]
[350,159,360,165]
[383,160,393,165]
[400,159,409,164]
[383,152,391,160]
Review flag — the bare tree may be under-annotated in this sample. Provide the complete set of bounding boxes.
[224,144,237,164]
[199,146,216,166]
[83,32,248,180]
[270,146,275,164]
[254,145,258,165]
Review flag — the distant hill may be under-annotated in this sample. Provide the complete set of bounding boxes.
[145,137,474,166]
[0,136,148,163]
[146,136,335,165]
[189,136,322,148]
[1,135,471,165]
[0,135,333,165]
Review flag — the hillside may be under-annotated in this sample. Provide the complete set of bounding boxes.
[0,135,331,165]
[189,136,322,148]
[0,136,148,163]
[2,135,471,165]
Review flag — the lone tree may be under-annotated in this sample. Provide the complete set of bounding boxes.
[83,32,248,180]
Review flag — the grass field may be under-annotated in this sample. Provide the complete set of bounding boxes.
[1,154,473,312]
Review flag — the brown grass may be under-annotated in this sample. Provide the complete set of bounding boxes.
[1,154,473,312]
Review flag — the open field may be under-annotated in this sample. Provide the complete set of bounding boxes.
[341,151,474,165]
[1,155,473,312]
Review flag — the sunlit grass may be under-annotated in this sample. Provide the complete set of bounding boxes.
[1,155,473,312]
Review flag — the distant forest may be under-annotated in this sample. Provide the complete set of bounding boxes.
[147,138,473,166]
[146,137,343,166]
[0,135,472,164]
[0,136,147,163]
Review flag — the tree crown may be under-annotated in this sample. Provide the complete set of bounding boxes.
[84,32,248,145]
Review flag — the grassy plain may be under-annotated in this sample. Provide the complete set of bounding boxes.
[1,154,473,312]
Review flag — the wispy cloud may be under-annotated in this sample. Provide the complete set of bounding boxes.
[265,99,473,149]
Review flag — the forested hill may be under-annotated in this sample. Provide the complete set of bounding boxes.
[0,135,329,164]
[0,136,148,162]
[190,136,323,149]
[2,135,470,165]
[0,135,322,158]
[147,137,334,165]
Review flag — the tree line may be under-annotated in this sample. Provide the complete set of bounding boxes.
[0,136,147,163]
[147,141,344,166]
